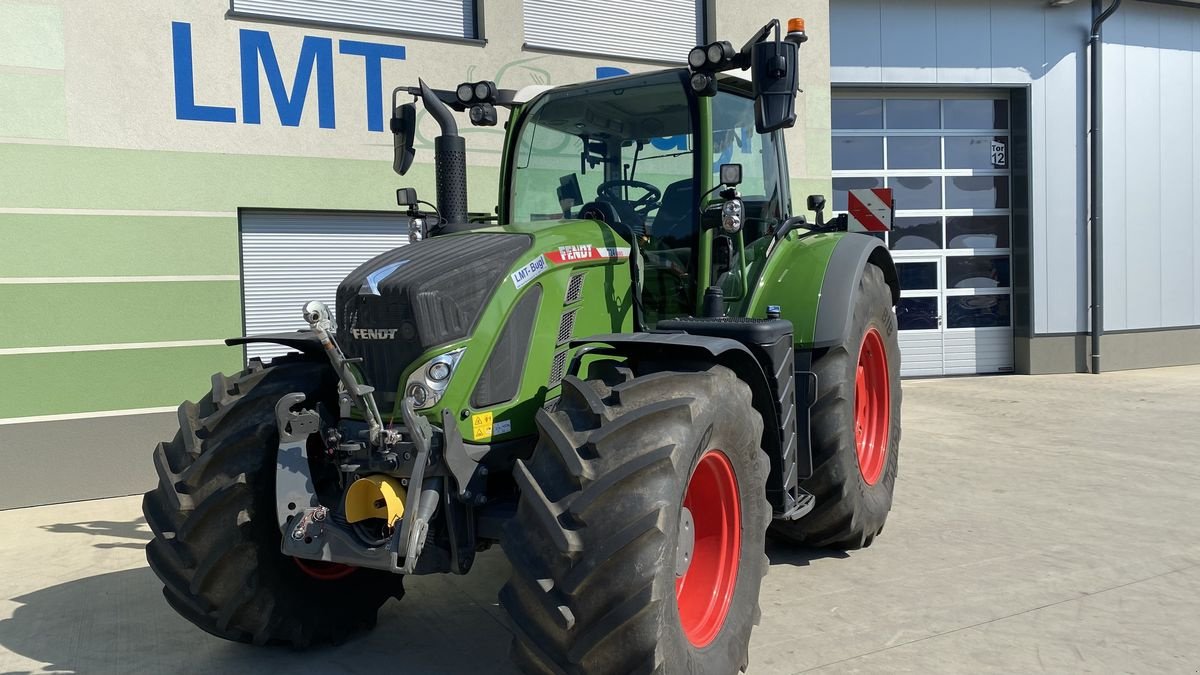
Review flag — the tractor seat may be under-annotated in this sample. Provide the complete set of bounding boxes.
[649,179,694,247]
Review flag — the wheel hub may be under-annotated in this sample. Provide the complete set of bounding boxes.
[293,558,357,581]
[675,450,741,648]
[675,507,695,577]
[854,327,890,485]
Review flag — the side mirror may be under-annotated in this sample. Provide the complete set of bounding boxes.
[750,39,798,133]
[807,194,826,227]
[390,103,417,176]
[557,174,583,217]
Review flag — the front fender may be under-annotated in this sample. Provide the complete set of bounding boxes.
[811,234,899,349]
[225,330,324,355]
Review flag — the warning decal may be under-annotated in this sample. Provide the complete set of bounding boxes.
[847,188,895,233]
[471,411,493,441]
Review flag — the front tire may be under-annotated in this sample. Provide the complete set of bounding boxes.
[772,263,902,550]
[142,357,404,647]
[500,364,771,674]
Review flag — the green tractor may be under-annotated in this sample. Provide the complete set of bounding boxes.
[143,18,900,674]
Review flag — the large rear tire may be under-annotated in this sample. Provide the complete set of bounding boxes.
[772,263,902,550]
[142,357,404,647]
[500,364,771,674]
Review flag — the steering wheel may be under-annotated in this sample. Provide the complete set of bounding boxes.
[596,179,662,223]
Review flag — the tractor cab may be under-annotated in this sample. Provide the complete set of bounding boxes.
[503,69,792,325]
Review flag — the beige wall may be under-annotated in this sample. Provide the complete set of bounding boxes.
[22,0,830,201]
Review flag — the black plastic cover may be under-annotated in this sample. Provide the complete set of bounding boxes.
[471,285,541,408]
[337,233,531,408]
[654,316,809,513]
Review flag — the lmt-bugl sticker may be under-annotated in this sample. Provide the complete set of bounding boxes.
[511,255,548,289]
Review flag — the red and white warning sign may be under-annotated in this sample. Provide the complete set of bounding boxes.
[847,188,895,233]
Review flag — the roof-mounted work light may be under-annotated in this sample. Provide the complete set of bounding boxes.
[454,80,498,106]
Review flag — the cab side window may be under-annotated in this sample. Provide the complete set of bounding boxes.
[712,89,787,244]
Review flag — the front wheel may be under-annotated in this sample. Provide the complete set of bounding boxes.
[500,364,771,674]
[142,357,404,647]
[772,263,902,550]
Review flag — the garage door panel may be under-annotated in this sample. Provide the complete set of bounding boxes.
[239,211,408,362]
[836,91,1015,377]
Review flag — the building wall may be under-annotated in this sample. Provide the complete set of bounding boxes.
[0,0,830,508]
[830,0,1200,372]
[1100,4,1200,332]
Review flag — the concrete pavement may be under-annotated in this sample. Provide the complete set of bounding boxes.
[2,366,1199,673]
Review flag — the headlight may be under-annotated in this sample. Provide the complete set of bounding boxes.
[404,348,465,410]
[721,199,744,234]
[428,361,451,381]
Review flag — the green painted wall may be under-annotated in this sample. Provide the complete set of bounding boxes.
[0,144,498,213]
[4,281,241,348]
[0,346,241,418]
[0,214,238,277]
[0,144,497,419]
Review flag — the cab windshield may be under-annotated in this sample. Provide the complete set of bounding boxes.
[509,71,698,321]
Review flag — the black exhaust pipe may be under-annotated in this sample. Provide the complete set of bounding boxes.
[418,79,469,226]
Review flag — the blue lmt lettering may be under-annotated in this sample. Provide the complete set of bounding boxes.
[170,21,406,131]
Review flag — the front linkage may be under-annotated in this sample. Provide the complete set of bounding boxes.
[275,301,481,576]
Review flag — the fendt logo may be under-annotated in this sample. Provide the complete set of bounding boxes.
[351,328,399,340]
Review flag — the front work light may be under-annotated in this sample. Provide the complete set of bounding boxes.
[721,199,744,234]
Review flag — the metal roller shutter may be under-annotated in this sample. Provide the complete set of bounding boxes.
[230,0,477,39]
[239,211,408,362]
[523,0,701,63]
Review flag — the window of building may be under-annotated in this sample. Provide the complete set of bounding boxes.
[230,0,479,40]
[523,0,704,63]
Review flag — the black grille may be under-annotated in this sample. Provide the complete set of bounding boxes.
[548,350,568,389]
[556,310,577,345]
[565,273,585,304]
[336,233,531,409]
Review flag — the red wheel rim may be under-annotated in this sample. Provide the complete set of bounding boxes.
[294,558,357,581]
[675,450,741,648]
[854,327,891,485]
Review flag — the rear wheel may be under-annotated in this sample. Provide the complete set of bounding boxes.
[500,364,771,674]
[142,357,404,647]
[772,263,902,550]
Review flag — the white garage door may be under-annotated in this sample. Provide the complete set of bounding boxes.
[832,92,1015,377]
[240,211,409,362]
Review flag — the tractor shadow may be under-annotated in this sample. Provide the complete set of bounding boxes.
[39,517,152,551]
[0,551,520,675]
[765,537,851,567]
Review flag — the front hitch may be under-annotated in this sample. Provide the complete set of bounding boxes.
[274,392,441,575]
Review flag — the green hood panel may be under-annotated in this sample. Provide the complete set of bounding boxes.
[397,219,634,443]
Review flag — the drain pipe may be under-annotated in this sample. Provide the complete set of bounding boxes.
[1088,0,1121,374]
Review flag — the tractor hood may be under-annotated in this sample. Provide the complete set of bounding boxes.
[336,233,532,409]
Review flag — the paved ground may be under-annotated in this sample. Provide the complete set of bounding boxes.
[2,366,1200,674]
